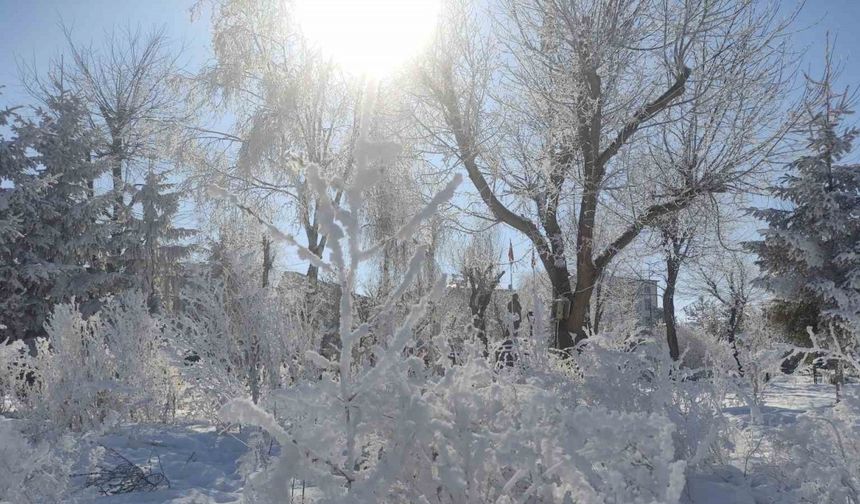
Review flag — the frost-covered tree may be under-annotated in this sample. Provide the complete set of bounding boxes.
[422,0,793,349]
[658,213,697,361]
[695,253,757,376]
[0,337,36,415]
[24,26,186,227]
[125,167,195,313]
[646,51,771,361]
[0,93,121,342]
[187,0,361,282]
[746,47,860,355]
[364,163,438,297]
[458,232,505,355]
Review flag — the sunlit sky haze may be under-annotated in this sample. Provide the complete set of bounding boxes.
[295,0,441,78]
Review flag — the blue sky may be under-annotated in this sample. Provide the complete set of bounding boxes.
[2,1,858,100]
[1,0,859,290]
[0,0,210,105]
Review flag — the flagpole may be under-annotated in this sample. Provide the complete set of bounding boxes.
[507,240,515,349]
[531,247,536,340]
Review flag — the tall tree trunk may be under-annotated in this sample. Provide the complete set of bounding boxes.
[110,136,125,222]
[262,236,273,288]
[542,265,575,351]
[565,291,590,347]
[306,234,324,282]
[663,257,681,361]
[304,222,326,283]
[104,137,126,277]
[565,259,597,346]
[592,276,604,336]
[466,267,503,357]
[248,236,274,405]
[306,263,319,282]
[835,359,843,403]
[727,306,744,376]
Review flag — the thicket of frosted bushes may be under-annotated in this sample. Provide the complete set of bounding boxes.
[2,284,858,502]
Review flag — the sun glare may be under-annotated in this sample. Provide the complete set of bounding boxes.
[295,0,440,77]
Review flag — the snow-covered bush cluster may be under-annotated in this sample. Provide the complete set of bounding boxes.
[568,333,733,468]
[169,256,292,415]
[0,419,69,503]
[29,292,175,431]
[0,338,34,415]
[764,392,860,504]
[755,328,860,504]
[226,353,689,503]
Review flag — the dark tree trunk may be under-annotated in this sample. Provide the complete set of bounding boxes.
[305,225,322,282]
[835,360,843,403]
[110,136,125,222]
[566,261,597,346]
[507,293,523,337]
[306,263,319,282]
[727,305,744,376]
[248,236,275,405]
[664,257,681,361]
[466,266,503,357]
[262,236,274,288]
[566,291,590,347]
[592,273,607,336]
[544,266,575,351]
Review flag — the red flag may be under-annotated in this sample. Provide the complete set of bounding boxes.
[508,240,515,263]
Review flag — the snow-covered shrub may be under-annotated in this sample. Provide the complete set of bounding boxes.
[276,272,343,384]
[35,292,174,431]
[762,389,860,504]
[101,292,179,422]
[226,348,687,504]
[721,316,857,503]
[567,332,733,469]
[680,307,795,426]
[733,309,795,410]
[674,324,716,369]
[35,302,115,431]
[678,307,794,423]
[0,419,69,503]
[0,338,36,414]
[168,249,295,416]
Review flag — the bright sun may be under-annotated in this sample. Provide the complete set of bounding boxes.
[295,0,441,77]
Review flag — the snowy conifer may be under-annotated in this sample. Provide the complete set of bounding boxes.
[125,167,195,313]
[0,93,121,341]
[747,52,860,337]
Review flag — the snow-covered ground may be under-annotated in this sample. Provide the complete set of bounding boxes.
[724,374,843,426]
[65,423,247,503]
[48,374,850,503]
[684,374,855,504]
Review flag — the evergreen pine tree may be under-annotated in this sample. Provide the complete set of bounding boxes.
[746,51,860,344]
[0,92,122,341]
[125,166,196,313]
